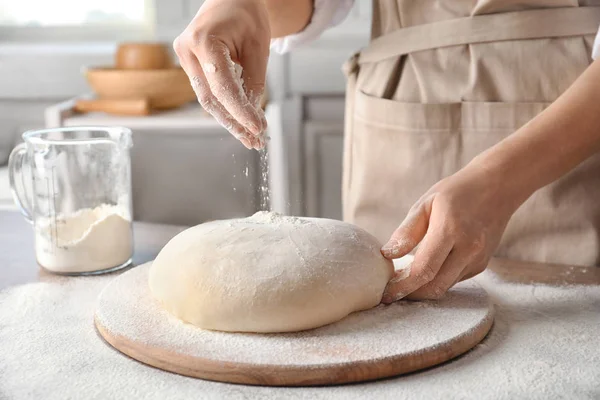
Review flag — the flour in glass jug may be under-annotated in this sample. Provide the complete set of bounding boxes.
[35,204,133,274]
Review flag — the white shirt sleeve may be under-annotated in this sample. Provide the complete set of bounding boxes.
[270,0,355,54]
[593,26,600,60]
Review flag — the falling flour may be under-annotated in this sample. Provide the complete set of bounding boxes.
[194,49,270,202]
[0,269,598,399]
[35,204,132,274]
[259,149,270,211]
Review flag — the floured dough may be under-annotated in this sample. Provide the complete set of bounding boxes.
[149,212,394,333]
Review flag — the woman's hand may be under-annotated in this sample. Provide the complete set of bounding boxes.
[174,0,270,150]
[380,162,522,303]
[380,59,600,302]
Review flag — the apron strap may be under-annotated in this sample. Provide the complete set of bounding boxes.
[359,7,600,65]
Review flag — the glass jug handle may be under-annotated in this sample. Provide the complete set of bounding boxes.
[8,143,33,223]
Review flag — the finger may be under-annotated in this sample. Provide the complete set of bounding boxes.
[381,201,430,259]
[405,249,470,300]
[239,137,253,150]
[190,72,253,149]
[240,42,269,133]
[178,51,254,146]
[247,90,268,140]
[252,134,266,150]
[244,131,264,151]
[456,260,488,282]
[250,89,268,134]
[193,39,263,136]
[381,225,453,304]
[379,265,412,304]
[459,270,478,282]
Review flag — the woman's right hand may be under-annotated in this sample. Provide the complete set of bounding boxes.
[174,0,270,150]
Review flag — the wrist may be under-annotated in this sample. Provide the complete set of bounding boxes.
[466,145,538,214]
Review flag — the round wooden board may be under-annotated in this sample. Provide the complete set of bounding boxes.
[95,262,494,386]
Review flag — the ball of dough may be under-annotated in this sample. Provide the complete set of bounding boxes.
[149,212,394,333]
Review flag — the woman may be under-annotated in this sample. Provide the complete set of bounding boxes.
[174,0,600,302]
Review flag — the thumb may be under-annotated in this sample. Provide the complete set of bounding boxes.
[381,203,430,259]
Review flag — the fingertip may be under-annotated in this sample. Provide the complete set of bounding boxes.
[239,137,252,149]
[381,246,399,259]
[381,288,405,304]
[381,283,397,304]
[258,109,268,132]
[246,108,265,137]
[237,108,261,137]
[381,286,395,304]
[256,136,266,150]
[249,123,262,137]
[381,239,412,259]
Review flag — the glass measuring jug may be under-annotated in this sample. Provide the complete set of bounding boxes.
[8,126,134,275]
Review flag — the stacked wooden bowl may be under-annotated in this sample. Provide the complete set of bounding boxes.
[77,43,196,116]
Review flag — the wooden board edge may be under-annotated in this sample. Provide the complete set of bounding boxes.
[94,305,495,387]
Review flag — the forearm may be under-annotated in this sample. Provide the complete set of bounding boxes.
[471,59,600,209]
[264,0,313,38]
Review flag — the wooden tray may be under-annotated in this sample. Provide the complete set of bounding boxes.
[95,262,494,386]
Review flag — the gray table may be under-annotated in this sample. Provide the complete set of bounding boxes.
[0,210,186,290]
[1,210,599,399]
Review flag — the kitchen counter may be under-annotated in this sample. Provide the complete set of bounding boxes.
[0,210,599,399]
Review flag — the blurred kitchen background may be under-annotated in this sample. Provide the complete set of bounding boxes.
[0,0,371,225]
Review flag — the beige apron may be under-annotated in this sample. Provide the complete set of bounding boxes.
[343,1,600,267]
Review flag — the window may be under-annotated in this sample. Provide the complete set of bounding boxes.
[0,0,154,41]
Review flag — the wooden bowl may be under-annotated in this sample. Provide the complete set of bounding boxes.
[85,67,196,109]
[115,43,172,70]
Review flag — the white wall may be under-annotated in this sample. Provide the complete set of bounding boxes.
[0,44,115,163]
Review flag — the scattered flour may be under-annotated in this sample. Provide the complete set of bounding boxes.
[0,269,598,398]
[99,263,491,364]
[35,204,132,274]
[246,210,306,226]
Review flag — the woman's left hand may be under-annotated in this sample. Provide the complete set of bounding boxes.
[381,58,600,303]
[380,161,522,303]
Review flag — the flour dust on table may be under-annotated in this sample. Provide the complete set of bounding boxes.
[1,270,598,398]
[96,262,493,385]
[149,211,394,333]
